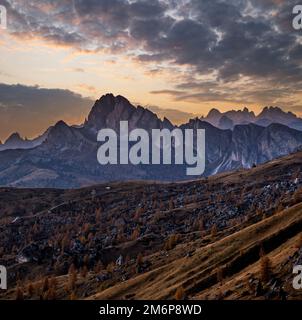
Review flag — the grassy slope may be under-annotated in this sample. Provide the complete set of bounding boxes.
[89,202,302,300]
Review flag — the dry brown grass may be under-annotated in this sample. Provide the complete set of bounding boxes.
[88,202,302,300]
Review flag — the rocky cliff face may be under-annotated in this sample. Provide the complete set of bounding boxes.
[181,120,302,176]
[0,94,302,188]
[85,93,173,133]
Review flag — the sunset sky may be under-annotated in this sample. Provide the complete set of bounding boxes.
[0,0,301,141]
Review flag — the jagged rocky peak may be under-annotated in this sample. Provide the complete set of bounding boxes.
[205,107,256,126]
[92,93,134,114]
[224,108,256,124]
[0,132,29,151]
[245,107,256,118]
[5,132,24,144]
[115,94,133,105]
[234,107,255,117]
[257,106,299,126]
[260,106,283,116]
[0,129,51,152]
[54,120,69,128]
[206,108,221,118]
[203,106,302,129]
[259,106,296,117]
[239,107,252,114]
[86,93,136,129]
[204,108,223,127]
[46,120,71,140]
[41,120,81,149]
[85,93,172,132]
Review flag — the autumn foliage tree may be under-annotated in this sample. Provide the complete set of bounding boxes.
[70,291,77,300]
[42,277,49,293]
[296,233,302,249]
[27,283,34,297]
[211,224,217,239]
[131,227,140,240]
[175,286,185,300]
[164,234,180,251]
[15,287,24,300]
[68,264,77,291]
[136,253,143,266]
[260,255,272,283]
[216,267,224,284]
[81,266,88,278]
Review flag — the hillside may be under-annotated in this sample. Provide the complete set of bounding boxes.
[0,151,302,300]
[89,202,302,300]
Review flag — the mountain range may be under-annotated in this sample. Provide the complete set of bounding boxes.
[0,93,302,188]
[203,106,302,130]
[0,129,51,152]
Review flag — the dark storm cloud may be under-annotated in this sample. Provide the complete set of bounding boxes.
[0,84,93,141]
[4,0,302,104]
[129,16,173,41]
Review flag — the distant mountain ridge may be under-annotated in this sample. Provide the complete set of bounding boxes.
[0,129,51,152]
[0,94,302,188]
[203,106,302,130]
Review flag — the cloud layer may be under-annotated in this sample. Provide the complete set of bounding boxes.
[0,83,92,141]
[2,0,302,108]
[0,84,196,140]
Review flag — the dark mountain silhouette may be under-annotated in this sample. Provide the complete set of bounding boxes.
[0,128,51,152]
[0,94,302,188]
[204,106,302,130]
